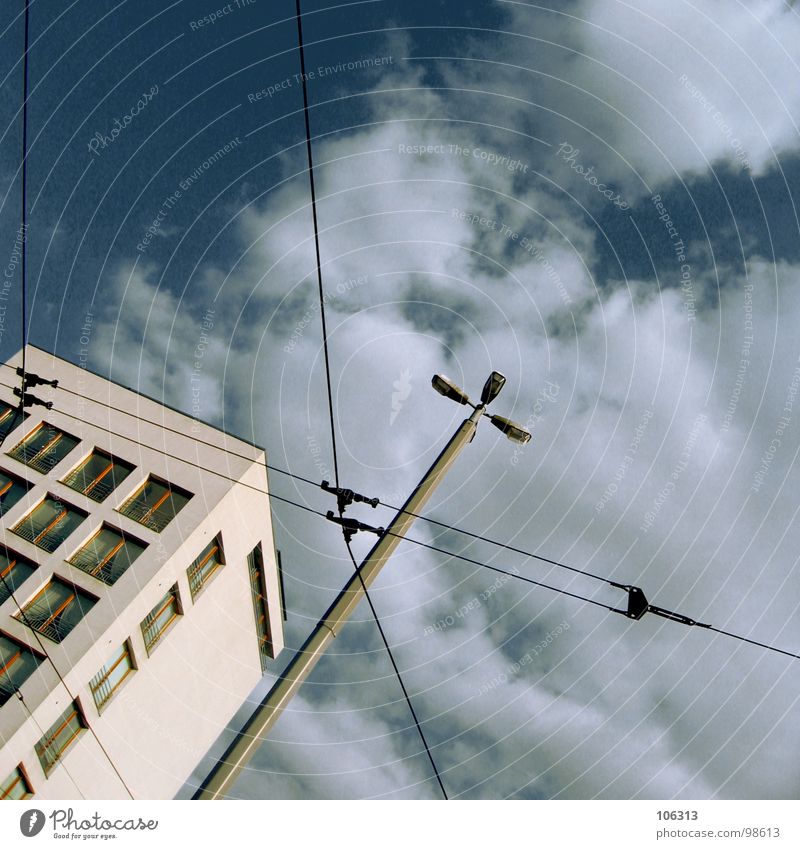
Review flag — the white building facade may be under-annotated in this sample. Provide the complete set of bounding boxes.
[0,345,284,799]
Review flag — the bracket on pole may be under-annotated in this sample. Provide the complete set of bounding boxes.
[13,387,52,410]
[321,480,379,514]
[16,367,58,389]
[325,511,385,543]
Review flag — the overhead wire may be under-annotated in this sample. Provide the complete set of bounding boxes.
[292,0,447,799]
[2,378,799,663]
[269,496,800,661]
[11,688,85,799]
[342,535,449,798]
[295,0,339,489]
[0,0,135,799]
[0,366,615,588]
[0,563,135,797]
[20,0,29,376]
[0,0,31,451]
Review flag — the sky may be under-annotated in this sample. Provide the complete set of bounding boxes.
[2,0,800,800]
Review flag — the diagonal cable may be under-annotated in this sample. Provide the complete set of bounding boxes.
[293,0,447,798]
[343,537,449,798]
[10,383,799,664]
[0,0,135,798]
[295,0,339,488]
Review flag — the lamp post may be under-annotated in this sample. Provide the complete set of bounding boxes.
[194,372,530,799]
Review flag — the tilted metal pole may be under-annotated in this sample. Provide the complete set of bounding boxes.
[194,405,485,799]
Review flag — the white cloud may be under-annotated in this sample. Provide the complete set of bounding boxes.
[91,47,800,801]
[504,0,800,190]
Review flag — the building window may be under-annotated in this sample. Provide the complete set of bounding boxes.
[119,476,191,532]
[62,450,134,503]
[248,543,273,672]
[35,700,86,775]
[187,534,224,599]
[0,401,27,440]
[68,525,146,586]
[8,422,79,474]
[0,547,37,605]
[12,495,87,552]
[0,468,30,517]
[89,642,135,711]
[0,632,43,706]
[16,577,97,643]
[0,765,33,800]
[140,585,182,654]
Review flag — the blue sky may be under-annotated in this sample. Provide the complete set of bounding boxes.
[3,0,800,800]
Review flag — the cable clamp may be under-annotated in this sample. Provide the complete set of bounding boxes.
[610,582,709,627]
[610,582,650,620]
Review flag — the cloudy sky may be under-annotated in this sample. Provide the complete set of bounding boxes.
[2,0,800,800]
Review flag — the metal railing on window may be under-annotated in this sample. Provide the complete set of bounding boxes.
[0,550,36,605]
[0,766,32,800]
[12,497,87,552]
[248,544,274,671]
[0,634,43,705]
[0,403,27,439]
[0,469,29,517]
[89,642,135,709]
[35,701,86,775]
[18,579,96,643]
[69,527,146,586]
[62,451,134,503]
[141,587,181,654]
[119,478,191,532]
[23,593,75,642]
[0,648,22,704]
[187,536,224,598]
[8,424,79,474]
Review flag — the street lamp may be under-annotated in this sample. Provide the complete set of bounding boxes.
[431,370,531,444]
[489,414,532,444]
[196,369,532,799]
[431,374,472,406]
[481,371,507,405]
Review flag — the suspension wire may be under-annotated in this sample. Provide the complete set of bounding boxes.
[3,389,797,664]
[6,380,800,660]
[291,0,447,799]
[400,533,619,613]
[11,686,86,799]
[342,537,449,798]
[0,567,135,798]
[275,495,800,660]
[20,0,29,371]
[0,0,31,451]
[703,626,800,662]
[248,490,619,614]
[12,0,791,803]
[0,1,134,798]
[295,0,339,488]
[371,502,614,585]
[0,384,800,676]
[0,368,614,588]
